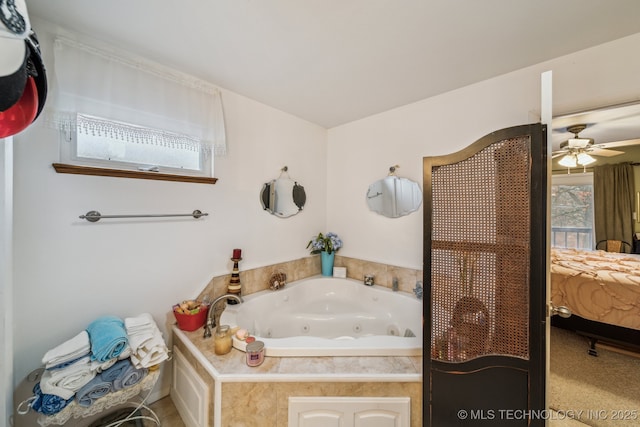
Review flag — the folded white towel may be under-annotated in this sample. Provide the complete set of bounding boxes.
[117,346,132,360]
[124,313,155,333]
[41,331,91,369]
[90,357,117,373]
[40,356,95,400]
[130,333,169,367]
[125,313,169,369]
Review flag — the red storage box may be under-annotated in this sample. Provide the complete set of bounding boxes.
[173,304,209,331]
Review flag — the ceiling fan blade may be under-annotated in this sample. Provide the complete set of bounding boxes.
[588,147,625,157]
[551,152,566,159]
[595,138,640,149]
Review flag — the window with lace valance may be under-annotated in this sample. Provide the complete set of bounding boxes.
[48,37,226,183]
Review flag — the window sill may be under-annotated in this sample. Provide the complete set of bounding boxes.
[52,163,218,184]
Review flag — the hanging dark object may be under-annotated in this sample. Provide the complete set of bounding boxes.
[0,75,37,138]
[0,0,47,138]
[0,0,30,112]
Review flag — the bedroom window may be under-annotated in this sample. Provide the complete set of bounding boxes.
[551,173,594,249]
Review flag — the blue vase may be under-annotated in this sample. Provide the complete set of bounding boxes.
[321,251,335,276]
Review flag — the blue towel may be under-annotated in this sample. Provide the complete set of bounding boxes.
[86,315,128,362]
[112,361,147,391]
[75,373,112,407]
[100,359,130,383]
[31,383,73,415]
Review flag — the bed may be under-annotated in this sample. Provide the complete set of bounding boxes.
[550,248,640,355]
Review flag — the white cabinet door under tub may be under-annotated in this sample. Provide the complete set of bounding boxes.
[288,396,410,427]
[171,346,210,427]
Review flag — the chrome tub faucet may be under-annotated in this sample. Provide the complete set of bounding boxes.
[203,294,243,338]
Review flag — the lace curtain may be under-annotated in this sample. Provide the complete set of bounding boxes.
[46,37,226,155]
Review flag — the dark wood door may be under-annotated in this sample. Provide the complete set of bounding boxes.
[423,124,547,426]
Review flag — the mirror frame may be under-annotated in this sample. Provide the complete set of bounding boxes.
[260,178,306,218]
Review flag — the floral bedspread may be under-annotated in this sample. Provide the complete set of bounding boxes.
[550,248,640,331]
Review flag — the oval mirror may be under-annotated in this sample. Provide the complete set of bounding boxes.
[260,178,306,218]
[366,176,422,218]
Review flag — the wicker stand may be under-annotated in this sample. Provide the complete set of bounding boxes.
[14,367,159,427]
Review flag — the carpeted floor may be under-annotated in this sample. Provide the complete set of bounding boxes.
[549,326,640,427]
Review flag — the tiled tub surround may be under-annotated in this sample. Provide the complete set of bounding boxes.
[173,327,423,427]
[197,255,423,302]
[179,256,423,426]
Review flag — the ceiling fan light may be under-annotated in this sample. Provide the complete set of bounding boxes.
[577,152,596,165]
[559,154,577,168]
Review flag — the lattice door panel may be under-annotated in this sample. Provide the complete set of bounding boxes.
[430,136,531,362]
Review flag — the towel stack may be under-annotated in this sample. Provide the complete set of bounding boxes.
[125,313,170,369]
[39,332,95,400]
[86,315,129,363]
[41,331,91,370]
[75,359,147,407]
[30,383,74,416]
[30,313,165,415]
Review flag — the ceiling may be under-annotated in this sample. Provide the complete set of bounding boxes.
[552,102,640,149]
[24,0,640,129]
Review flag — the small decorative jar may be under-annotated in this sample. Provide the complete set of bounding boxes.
[364,274,374,286]
[214,325,232,355]
[245,340,265,367]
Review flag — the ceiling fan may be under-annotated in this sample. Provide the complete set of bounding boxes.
[552,124,626,170]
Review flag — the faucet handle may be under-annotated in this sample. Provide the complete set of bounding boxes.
[203,319,213,338]
[413,281,423,299]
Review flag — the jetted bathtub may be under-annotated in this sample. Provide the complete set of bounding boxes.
[219,276,423,356]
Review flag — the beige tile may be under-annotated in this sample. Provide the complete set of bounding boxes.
[198,275,230,301]
[339,256,365,281]
[409,355,423,374]
[222,382,277,426]
[201,255,423,299]
[215,349,280,375]
[241,267,266,295]
[388,265,422,293]
[332,355,418,374]
[277,356,336,374]
[362,260,390,287]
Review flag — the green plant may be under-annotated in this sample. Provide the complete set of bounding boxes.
[306,232,343,254]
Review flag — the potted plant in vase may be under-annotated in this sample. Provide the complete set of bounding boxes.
[307,232,343,276]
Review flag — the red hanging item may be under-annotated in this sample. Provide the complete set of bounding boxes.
[0,75,37,138]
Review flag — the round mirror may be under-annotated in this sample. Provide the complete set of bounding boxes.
[260,178,306,218]
[366,176,422,218]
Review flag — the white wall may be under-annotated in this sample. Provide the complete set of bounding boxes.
[11,19,327,394]
[1,137,14,427]
[327,32,640,270]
